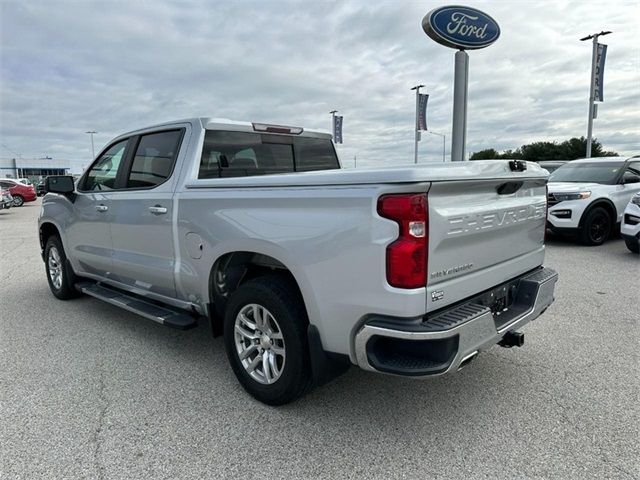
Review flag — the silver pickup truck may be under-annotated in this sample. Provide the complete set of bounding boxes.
[39,118,558,405]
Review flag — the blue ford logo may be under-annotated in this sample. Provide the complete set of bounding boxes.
[422,5,500,50]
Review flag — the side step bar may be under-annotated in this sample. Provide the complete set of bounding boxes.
[76,282,198,330]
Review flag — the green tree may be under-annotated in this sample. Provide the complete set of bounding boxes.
[470,137,618,160]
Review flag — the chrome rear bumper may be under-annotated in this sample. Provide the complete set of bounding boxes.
[354,267,558,377]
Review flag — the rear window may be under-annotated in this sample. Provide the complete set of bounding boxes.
[198,131,339,179]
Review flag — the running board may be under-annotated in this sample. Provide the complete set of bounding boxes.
[77,282,198,330]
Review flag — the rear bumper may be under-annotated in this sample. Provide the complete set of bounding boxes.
[353,267,558,377]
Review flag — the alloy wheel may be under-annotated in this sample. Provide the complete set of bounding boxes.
[48,247,63,290]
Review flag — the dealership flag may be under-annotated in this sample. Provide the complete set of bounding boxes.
[594,43,607,102]
[418,93,429,131]
[333,115,343,144]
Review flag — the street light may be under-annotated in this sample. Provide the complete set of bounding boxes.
[85,131,97,159]
[426,131,446,162]
[580,30,611,157]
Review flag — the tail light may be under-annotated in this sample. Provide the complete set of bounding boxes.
[377,193,428,289]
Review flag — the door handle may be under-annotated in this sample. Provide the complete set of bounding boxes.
[149,205,168,215]
[95,204,108,212]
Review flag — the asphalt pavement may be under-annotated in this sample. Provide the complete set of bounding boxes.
[1,199,638,479]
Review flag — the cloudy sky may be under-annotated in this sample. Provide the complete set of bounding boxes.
[1,0,638,171]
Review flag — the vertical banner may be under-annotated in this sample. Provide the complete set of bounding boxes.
[333,115,343,144]
[417,93,429,131]
[594,43,607,102]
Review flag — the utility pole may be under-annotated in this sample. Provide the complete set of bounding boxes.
[580,30,611,157]
[410,85,424,164]
[427,131,446,162]
[86,131,97,159]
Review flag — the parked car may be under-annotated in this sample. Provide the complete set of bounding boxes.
[0,178,37,206]
[39,118,558,405]
[546,156,640,245]
[621,193,640,253]
[0,187,13,210]
[537,160,568,174]
[36,179,46,196]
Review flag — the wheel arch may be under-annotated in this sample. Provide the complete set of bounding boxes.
[39,221,62,253]
[206,250,310,337]
[578,199,617,227]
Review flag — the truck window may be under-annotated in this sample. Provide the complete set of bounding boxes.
[126,130,183,188]
[83,140,128,191]
[199,131,338,179]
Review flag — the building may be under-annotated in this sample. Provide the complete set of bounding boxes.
[0,157,73,180]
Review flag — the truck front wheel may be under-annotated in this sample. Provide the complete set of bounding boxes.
[45,235,80,300]
[223,275,312,405]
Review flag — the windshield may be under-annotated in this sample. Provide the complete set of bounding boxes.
[549,162,624,184]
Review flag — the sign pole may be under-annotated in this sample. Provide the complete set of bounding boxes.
[451,50,468,162]
[410,85,424,164]
[329,110,337,141]
[581,30,611,158]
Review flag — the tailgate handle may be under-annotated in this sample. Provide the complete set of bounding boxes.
[497,181,524,195]
[509,160,527,172]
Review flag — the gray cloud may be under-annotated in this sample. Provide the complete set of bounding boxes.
[0,0,638,172]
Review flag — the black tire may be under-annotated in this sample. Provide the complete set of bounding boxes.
[13,195,24,207]
[625,237,640,254]
[579,207,612,246]
[223,275,312,405]
[44,235,81,300]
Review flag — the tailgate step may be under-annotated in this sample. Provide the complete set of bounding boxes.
[76,282,197,330]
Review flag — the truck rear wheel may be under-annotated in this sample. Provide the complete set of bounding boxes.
[579,207,611,246]
[223,275,312,405]
[45,235,81,300]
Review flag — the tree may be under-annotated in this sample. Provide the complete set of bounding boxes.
[470,137,618,160]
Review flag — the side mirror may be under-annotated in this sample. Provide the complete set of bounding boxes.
[623,174,640,184]
[45,175,75,194]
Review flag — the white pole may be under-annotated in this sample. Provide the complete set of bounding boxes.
[411,85,424,164]
[329,111,337,142]
[86,131,97,159]
[586,36,598,158]
[451,50,469,162]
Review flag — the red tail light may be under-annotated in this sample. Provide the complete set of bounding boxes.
[377,193,428,289]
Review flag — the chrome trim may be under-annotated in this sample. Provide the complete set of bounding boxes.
[354,268,558,378]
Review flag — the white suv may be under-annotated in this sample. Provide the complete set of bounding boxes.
[621,193,640,253]
[547,156,640,245]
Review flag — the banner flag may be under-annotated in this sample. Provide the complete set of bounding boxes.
[334,115,343,144]
[594,43,607,102]
[418,93,429,131]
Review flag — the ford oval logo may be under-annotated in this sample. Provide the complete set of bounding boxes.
[422,5,500,50]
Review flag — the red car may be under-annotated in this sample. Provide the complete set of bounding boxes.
[0,179,37,206]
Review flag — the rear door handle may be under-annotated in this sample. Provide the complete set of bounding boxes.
[149,205,167,215]
[96,204,108,212]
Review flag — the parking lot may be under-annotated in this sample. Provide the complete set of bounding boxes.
[0,199,637,479]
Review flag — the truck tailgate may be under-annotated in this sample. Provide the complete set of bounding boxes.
[426,174,547,312]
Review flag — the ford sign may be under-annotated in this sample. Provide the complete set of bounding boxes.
[422,5,500,50]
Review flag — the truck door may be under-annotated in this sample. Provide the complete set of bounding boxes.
[108,128,187,299]
[67,139,130,277]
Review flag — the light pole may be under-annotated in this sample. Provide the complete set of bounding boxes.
[580,30,611,157]
[410,85,424,164]
[427,131,446,162]
[329,111,338,142]
[86,131,97,159]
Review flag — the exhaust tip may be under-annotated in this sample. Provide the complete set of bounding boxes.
[458,351,478,371]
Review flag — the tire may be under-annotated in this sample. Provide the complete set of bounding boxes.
[44,235,81,300]
[13,195,24,207]
[579,207,612,246]
[625,237,640,254]
[223,275,312,405]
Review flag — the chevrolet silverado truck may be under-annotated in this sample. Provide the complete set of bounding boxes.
[39,118,558,405]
